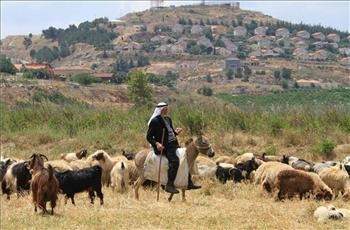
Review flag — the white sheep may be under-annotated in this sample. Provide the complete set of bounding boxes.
[319,165,350,199]
[61,149,87,163]
[110,160,129,193]
[191,156,217,180]
[314,205,349,222]
[235,152,255,165]
[215,155,235,165]
[88,150,127,186]
[44,160,73,172]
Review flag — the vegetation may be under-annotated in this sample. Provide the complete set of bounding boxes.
[42,17,117,50]
[23,69,53,80]
[70,73,101,86]
[127,71,153,106]
[0,55,17,74]
[197,86,213,96]
[32,46,59,63]
[147,71,179,88]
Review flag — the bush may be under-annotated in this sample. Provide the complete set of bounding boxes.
[147,71,179,88]
[23,69,52,79]
[0,55,17,74]
[316,139,336,157]
[32,46,59,63]
[205,74,213,83]
[70,73,101,86]
[225,69,234,80]
[179,110,206,135]
[197,86,213,96]
[282,80,289,89]
[127,71,153,106]
[281,68,292,80]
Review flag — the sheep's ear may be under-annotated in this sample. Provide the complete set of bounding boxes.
[262,153,266,158]
[185,138,193,146]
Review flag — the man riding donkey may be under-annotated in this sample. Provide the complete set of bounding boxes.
[146,102,201,194]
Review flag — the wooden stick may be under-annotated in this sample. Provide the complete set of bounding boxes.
[157,128,166,202]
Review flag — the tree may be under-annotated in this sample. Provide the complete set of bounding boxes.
[235,68,243,78]
[203,27,213,41]
[29,33,33,38]
[0,55,17,74]
[281,68,292,80]
[127,71,153,106]
[274,70,281,80]
[33,46,59,63]
[188,19,193,25]
[214,38,225,47]
[23,37,32,49]
[225,68,234,80]
[200,19,205,26]
[197,86,213,96]
[282,79,289,89]
[244,66,252,76]
[30,49,36,59]
[205,74,213,83]
[59,41,70,57]
[71,73,101,86]
[91,63,98,70]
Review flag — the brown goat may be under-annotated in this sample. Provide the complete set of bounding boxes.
[29,154,59,215]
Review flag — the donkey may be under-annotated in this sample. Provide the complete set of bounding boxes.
[133,135,215,202]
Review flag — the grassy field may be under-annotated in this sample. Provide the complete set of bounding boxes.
[1,88,350,229]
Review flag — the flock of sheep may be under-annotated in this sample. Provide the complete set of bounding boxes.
[1,148,350,222]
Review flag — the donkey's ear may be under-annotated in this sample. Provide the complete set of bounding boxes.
[185,138,193,146]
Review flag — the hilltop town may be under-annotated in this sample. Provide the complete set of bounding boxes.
[1,3,349,102]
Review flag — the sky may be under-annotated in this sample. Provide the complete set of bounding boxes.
[1,1,349,39]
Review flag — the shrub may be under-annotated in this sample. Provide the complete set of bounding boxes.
[205,74,213,83]
[316,139,336,157]
[23,69,52,79]
[281,68,292,80]
[127,71,153,106]
[197,86,213,96]
[225,68,234,80]
[70,73,101,86]
[0,55,17,74]
[282,79,289,89]
[179,110,206,135]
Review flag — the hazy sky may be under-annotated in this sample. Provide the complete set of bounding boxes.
[1,1,349,38]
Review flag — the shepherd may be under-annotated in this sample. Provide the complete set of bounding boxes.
[146,102,201,194]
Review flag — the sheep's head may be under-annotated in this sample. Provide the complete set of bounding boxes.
[77,149,88,159]
[92,151,106,162]
[195,135,215,158]
[315,188,333,201]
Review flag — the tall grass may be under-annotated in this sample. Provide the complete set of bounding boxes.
[0,88,349,158]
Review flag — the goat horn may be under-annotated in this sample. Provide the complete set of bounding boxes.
[39,154,49,161]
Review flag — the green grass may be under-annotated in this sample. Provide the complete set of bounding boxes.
[216,88,350,109]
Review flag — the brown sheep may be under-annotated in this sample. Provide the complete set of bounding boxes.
[61,149,88,163]
[29,154,59,215]
[275,169,333,201]
[319,165,350,199]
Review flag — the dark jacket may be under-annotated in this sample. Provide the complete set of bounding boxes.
[146,115,179,155]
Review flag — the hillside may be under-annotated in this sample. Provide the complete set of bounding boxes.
[1,3,349,97]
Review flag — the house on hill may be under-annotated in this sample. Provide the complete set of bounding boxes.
[312,32,326,41]
[233,26,247,37]
[225,56,241,71]
[326,33,340,43]
[275,28,289,38]
[254,26,268,36]
[296,30,310,39]
[19,63,54,75]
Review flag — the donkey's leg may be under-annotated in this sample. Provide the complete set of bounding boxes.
[181,189,186,202]
[134,175,144,200]
[168,193,174,202]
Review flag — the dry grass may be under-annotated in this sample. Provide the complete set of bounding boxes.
[1,179,349,229]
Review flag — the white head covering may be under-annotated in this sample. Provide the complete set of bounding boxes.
[148,102,168,126]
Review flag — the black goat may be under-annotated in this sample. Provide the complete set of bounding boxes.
[0,158,16,182]
[54,165,103,205]
[235,158,259,180]
[216,164,244,184]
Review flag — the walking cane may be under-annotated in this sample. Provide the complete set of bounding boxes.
[157,129,165,202]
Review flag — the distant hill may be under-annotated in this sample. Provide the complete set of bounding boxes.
[1,3,349,93]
